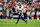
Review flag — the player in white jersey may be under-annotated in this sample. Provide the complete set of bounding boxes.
[15,2,27,24]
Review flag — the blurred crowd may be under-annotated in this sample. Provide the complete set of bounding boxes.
[0,0,40,12]
[0,0,40,19]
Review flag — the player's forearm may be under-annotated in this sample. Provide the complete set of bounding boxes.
[15,8,19,13]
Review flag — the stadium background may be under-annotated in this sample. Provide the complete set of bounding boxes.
[0,0,40,20]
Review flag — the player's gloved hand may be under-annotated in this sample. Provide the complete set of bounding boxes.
[16,11,18,13]
[21,13,24,15]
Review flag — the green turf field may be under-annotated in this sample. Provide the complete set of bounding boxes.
[0,19,40,27]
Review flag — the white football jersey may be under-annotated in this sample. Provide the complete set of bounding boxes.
[16,2,27,13]
[17,5,23,10]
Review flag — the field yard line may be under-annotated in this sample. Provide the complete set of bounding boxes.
[0,21,40,23]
